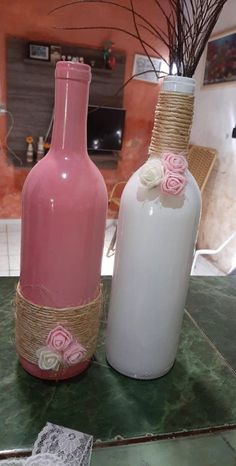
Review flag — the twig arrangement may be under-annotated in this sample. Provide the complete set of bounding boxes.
[50,0,228,78]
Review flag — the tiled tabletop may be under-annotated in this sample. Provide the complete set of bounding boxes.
[0,275,236,463]
[91,430,236,466]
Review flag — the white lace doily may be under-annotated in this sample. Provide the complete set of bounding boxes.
[1,423,93,466]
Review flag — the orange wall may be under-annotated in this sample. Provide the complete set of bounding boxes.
[0,0,168,217]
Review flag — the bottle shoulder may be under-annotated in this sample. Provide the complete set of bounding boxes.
[121,164,201,213]
[22,152,108,201]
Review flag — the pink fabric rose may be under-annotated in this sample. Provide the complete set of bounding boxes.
[162,152,188,173]
[161,170,186,195]
[63,341,87,366]
[47,325,73,352]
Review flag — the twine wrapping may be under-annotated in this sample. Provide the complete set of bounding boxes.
[149,91,194,157]
[15,283,103,368]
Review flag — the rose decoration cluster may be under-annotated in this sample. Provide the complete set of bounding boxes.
[36,325,87,372]
[139,152,188,195]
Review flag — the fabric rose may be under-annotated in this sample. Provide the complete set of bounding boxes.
[63,341,87,366]
[47,325,73,352]
[162,152,188,173]
[139,159,164,189]
[161,170,186,195]
[37,347,62,371]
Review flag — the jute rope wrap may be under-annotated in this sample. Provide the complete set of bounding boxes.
[15,283,103,367]
[149,91,194,157]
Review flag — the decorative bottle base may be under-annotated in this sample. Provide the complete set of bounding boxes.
[107,354,175,380]
[19,356,91,380]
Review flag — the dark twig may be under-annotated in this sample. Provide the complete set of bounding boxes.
[53,25,169,65]
[114,70,168,96]
[50,0,228,78]
[130,0,158,80]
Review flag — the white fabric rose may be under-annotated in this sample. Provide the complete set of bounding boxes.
[139,159,164,189]
[37,347,62,371]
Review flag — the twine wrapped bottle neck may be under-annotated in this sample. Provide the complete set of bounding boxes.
[149,87,195,158]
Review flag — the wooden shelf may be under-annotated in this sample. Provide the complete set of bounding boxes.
[23,58,113,73]
[24,58,54,66]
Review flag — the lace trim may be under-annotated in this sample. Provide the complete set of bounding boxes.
[1,423,93,466]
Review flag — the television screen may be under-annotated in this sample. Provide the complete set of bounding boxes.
[87,105,125,152]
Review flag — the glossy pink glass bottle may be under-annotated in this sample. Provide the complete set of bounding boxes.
[19,62,107,380]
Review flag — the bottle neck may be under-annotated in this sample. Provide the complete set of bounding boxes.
[51,76,89,155]
[149,76,195,157]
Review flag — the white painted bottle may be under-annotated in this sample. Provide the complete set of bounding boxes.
[106,76,201,379]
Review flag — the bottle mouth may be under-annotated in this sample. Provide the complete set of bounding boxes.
[163,76,195,94]
[55,61,91,83]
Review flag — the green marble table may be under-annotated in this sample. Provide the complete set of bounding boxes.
[0,276,236,457]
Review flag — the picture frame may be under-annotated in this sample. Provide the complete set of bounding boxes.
[50,45,62,64]
[203,30,236,85]
[28,43,50,61]
[132,53,162,83]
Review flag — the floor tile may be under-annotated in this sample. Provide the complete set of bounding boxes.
[9,270,19,277]
[8,232,21,246]
[0,270,9,277]
[0,224,7,233]
[0,233,7,244]
[8,244,20,255]
[0,242,8,255]
[9,255,20,270]
[91,433,236,466]
[0,256,10,269]
[101,253,115,276]
[1,277,236,451]
[192,256,224,276]
[186,276,236,371]
[7,222,21,232]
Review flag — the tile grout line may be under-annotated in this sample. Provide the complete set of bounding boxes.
[221,434,236,453]
[185,308,236,378]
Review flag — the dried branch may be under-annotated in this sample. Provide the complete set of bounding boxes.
[50,0,228,78]
[49,0,167,40]
[53,25,169,65]
[114,70,168,96]
[129,0,158,80]
[138,23,170,49]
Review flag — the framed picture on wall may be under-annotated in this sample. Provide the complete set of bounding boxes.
[28,43,50,61]
[203,30,236,85]
[132,53,162,83]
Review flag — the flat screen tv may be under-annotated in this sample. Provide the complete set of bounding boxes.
[87,105,125,153]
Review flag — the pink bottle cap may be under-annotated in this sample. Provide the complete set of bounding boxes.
[55,61,91,83]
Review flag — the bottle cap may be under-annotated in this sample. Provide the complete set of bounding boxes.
[55,61,91,83]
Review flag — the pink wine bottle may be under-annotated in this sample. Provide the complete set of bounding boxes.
[19,62,107,379]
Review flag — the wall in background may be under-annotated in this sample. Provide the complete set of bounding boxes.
[0,0,168,218]
[191,0,236,273]
[6,37,125,165]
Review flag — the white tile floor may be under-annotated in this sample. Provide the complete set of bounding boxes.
[0,219,223,277]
